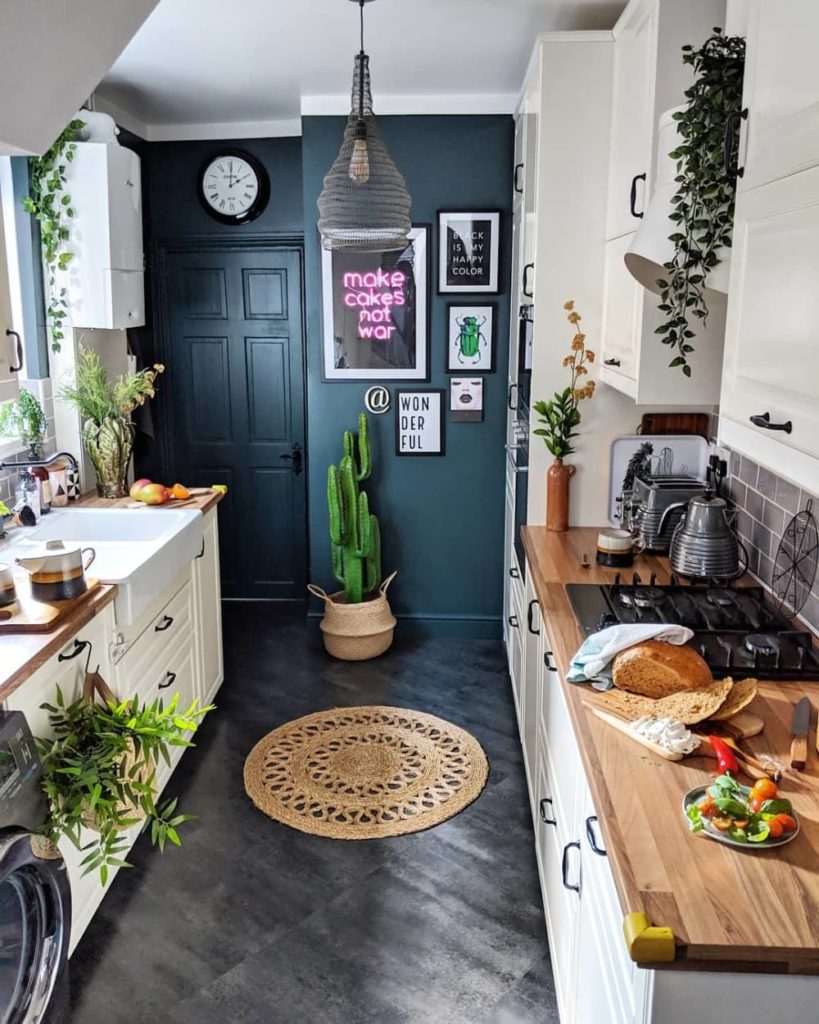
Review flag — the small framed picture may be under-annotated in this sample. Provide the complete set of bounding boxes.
[446,303,496,372]
[395,389,445,456]
[438,210,501,293]
[450,378,484,422]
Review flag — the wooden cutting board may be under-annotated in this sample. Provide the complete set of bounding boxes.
[0,572,101,633]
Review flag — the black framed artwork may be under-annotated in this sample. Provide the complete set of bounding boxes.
[395,389,445,456]
[445,302,496,372]
[438,210,500,293]
[321,226,429,381]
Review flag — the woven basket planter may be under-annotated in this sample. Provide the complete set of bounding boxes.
[308,572,397,661]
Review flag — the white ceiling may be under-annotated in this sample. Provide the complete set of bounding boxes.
[95,0,627,140]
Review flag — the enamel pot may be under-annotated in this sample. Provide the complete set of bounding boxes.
[15,540,96,601]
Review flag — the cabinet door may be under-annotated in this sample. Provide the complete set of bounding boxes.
[601,233,641,393]
[606,0,657,239]
[520,68,540,297]
[521,577,541,794]
[719,165,819,494]
[107,145,143,271]
[0,193,20,403]
[193,508,224,705]
[740,0,819,192]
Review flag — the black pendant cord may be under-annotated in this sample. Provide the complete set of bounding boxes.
[358,0,365,120]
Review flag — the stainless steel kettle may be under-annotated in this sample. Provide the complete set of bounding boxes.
[669,495,746,579]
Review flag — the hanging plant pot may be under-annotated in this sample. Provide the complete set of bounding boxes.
[308,572,397,661]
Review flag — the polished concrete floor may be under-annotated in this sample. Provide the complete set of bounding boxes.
[70,606,558,1023]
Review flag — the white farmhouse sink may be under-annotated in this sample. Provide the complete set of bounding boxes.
[6,507,203,625]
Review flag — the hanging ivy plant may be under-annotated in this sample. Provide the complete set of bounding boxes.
[21,118,85,353]
[656,29,745,377]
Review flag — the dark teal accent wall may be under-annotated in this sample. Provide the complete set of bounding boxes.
[302,115,513,637]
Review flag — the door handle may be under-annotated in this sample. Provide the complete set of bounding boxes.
[723,107,748,179]
[604,358,621,367]
[527,598,540,635]
[507,383,518,411]
[154,615,174,632]
[539,797,556,825]
[158,671,177,690]
[280,442,304,475]
[522,263,534,297]
[544,651,557,673]
[507,615,519,629]
[6,330,22,372]
[585,815,606,856]
[513,162,524,194]
[561,840,581,893]
[629,173,646,218]
[509,566,519,579]
[750,412,792,434]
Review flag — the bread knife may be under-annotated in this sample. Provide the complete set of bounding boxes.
[790,696,810,771]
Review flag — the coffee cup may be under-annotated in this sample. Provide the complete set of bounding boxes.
[596,528,645,568]
[0,563,17,607]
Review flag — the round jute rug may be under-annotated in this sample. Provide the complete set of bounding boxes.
[243,705,489,840]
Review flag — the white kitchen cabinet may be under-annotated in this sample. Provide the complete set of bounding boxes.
[193,508,224,705]
[738,0,819,193]
[601,232,641,393]
[59,141,145,329]
[0,192,20,404]
[719,164,819,495]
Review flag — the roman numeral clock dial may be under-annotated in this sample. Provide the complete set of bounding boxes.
[198,149,270,225]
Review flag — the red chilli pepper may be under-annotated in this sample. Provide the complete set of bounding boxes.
[708,735,739,776]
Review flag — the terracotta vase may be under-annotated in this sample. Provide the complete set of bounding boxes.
[546,458,576,532]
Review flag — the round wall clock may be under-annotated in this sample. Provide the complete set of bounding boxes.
[198,149,270,225]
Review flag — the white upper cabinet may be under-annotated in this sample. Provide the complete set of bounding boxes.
[738,0,819,192]
[0,190,21,403]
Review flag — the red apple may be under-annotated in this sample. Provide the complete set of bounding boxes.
[137,483,169,506]
[130,478,152,500]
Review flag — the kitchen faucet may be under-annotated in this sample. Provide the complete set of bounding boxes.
[0,451,79,473]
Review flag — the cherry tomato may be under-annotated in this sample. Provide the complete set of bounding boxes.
[767,819,784,839]
[751,778,778,802]
[774,813,798,834]
[712,817,732,831]
[749,795,764,813]
[698,795,716,816]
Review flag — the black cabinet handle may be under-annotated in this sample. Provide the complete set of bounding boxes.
[604,357,621,367]
[196,537,205,559]
[6,330,22,372]
[544,651,557,673]
[723,107,748,179]
[522,263,534,297]
[527,598,540,635]
[513,162,524,194]
[750,411,792,434]
[154,615,174,632]
[58,638,88,662]
[629,173,646,219]
[507,382,518,411]
[509,566,519,579]
[507,615,519,629]
[539,797,556,826]
[158,671,176,690]
[562,840,581,893]
[585,815,606,856]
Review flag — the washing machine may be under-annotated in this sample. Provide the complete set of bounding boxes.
[0,711,71,1024]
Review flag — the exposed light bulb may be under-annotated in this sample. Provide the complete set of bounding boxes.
[349,122,370,184]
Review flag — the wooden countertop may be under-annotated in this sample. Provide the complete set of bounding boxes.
[522,525,819,973]
[76,488,224,516]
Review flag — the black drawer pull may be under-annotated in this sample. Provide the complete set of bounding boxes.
[509,566,519,579]
[154,615,174,632]
[539,797,556,826]
[58,638,88,662]
[513,162,524,193]
[507,382,518,411]
[750,411,792,434]
[604,357,621,367]
[544,651,557,673]
[629,172,646,218]
[723,106,748,179]
[6,330,23,372]
[196,537,206,559]
[527,598,540,635]
[507,615,519,629]
[158,671,177,690]
[522,262,534,298]
[562,840,581,893]
[585,815,606,856]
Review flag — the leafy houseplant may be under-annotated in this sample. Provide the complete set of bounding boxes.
[656,29,746,376]
[22,119,85,353]
[0,388,47,458]
[59,346,164,498]
[36,682,213,884]
[533,301,596,532]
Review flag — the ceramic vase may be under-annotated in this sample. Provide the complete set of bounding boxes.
[546,457,576,532]
[82,415,135,499]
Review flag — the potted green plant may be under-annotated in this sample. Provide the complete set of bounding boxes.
[308,412,397,660]
[59,346,164,498]
[34,677,213,883]
[0,387,47,458]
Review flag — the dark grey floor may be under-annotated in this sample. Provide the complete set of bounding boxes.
[69,606,558,1023]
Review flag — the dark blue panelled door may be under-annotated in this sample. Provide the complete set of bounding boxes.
[162,244,306,601]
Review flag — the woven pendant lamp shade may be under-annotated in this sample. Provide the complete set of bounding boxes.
[317,53,412,251]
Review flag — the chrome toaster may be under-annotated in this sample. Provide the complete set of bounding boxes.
[623,474,708,553]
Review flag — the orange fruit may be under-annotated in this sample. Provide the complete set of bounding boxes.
[170,483,191,500]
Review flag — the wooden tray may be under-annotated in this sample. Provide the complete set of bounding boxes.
[0,573,101,633]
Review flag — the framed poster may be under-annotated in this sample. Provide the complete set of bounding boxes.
[450,378,483,422]
[438,210,500,293]
[395,389,445,456]
[321,226,429,380]
[446,303,496,372]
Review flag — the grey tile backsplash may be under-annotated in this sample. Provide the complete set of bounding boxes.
[726,453,819,631]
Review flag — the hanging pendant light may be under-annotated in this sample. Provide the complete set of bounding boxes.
[317,0,412,251]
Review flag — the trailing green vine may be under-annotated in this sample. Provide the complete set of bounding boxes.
[22,118,85,352]
[656,29,745,377]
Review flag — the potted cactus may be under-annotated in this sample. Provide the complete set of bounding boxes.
[308,412,396,660]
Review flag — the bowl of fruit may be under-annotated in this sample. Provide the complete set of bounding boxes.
[683,773,799,849]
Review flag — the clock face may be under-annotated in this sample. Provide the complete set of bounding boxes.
[198,151,269,224]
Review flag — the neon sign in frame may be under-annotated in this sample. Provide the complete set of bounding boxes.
[321,226,429,381]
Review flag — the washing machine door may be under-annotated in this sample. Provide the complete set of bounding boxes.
[0,830,70,1024]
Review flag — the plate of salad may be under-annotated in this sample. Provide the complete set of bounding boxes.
[683,774,799,849]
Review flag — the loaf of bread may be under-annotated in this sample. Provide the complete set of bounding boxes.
[612,640,713,698]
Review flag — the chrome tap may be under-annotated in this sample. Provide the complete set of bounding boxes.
[0,451,78,473]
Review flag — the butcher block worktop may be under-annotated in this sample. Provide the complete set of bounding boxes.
[522,525,819,973]
[76,488,223,516]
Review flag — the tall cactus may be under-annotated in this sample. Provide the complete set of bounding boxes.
[327,412,381,604]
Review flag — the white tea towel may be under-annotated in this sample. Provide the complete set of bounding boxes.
[567,624,694,687]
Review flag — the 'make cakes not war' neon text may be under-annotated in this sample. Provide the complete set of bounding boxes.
[343,269,406,341]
